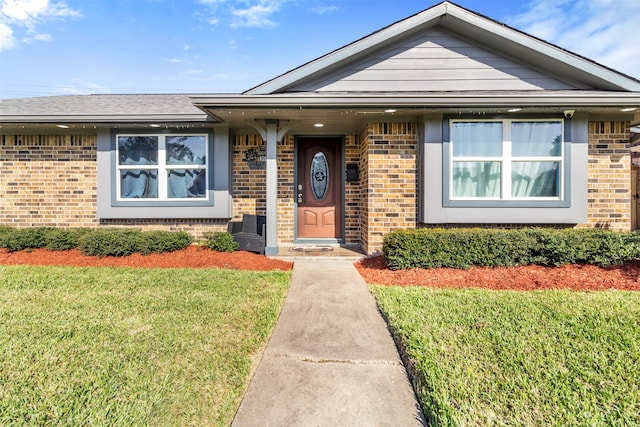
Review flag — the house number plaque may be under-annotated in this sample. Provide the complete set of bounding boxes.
[245,146,266,170]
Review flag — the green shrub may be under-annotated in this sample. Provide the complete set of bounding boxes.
[383,228,640,270]
[0,226,13,249]
[78,229,193,257]
[77,229,142,257]
[3,227,53,252]
[204,232,239,252]
[136,231,193,255]
[44,228,94,251]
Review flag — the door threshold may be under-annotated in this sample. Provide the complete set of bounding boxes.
[290,245,334,253]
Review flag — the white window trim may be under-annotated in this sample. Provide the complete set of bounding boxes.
[116,133,209,202]
[449,118,564,202]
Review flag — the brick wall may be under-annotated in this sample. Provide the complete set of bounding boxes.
[232,133,363,248]
[230,133,296,245]
[277,135,295,245]
[0,134,98,227]
[583,121,631,231]
[232,134,267,218]
[344,134,362,246]
[2,121,633,249]
[361,122,419,253]
[0,134,227,239]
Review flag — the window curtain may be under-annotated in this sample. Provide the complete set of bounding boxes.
[118,136,158,199]
[452,122,502,157]
[512,162,559,197]
[511,122,561,197]
[453,162,501,197]
[168,169,206,198]
[512,122,561,156]
[121,170,158,198]
[167,137,206,198]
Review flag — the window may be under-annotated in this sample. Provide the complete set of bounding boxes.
[450,120,563,201]
[117,134,208,201]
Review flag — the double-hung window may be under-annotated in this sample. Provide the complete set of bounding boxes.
[449,119,563,202]
[117,134,208,201]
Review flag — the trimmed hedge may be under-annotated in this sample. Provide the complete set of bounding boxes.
[0,227,193,257]
[203,232,239,252]
[383,228,640,270]
[2,227,53,252]
[77,229,193,257]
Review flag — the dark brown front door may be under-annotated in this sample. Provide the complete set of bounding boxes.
[296,137,342,239]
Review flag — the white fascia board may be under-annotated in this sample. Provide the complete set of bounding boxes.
[244,3,449,95]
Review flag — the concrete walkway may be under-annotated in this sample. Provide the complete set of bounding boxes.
[232,259,426,427]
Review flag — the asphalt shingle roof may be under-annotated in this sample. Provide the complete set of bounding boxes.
[0,94,211,122]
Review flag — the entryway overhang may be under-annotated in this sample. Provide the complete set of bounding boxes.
[190,94,640,255]
[191,91,640,132]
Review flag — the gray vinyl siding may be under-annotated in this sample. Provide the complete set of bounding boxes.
[289,29,581,92]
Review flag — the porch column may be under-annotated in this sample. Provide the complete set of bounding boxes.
[265,119,278,256]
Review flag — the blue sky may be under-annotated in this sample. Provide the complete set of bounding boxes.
[0,0,638,99]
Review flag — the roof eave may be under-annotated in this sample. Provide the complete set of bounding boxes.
[191,92,640,109]
[0,114,214,124]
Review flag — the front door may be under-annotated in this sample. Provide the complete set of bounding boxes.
[296,137,342,239]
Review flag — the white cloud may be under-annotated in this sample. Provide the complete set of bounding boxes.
[55,80,109,95]
[509,0,640,79]
[311,5,339,15]
[0,21,14,49]
[198,0,287,29]
[0,0,81,51]
[231,2,281,28]
[23,31,50,42]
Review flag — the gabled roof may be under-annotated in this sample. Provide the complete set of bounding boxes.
[245,1,640,95]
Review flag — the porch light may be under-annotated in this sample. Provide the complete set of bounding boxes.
[56,124,69,128]
[620,107,637,112]
[149,124,161,128]
[314,123,324,127]
[507,108,522,112]
[384,109,397,113]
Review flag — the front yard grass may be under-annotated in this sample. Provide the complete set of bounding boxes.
[370,286,640,426]
[0,266,290,426]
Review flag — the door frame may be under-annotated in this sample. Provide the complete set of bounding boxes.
[293,135,345,243]
[633,165,639,230]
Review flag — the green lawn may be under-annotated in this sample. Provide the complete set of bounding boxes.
[0,266,291,427]
[370,286,640,427]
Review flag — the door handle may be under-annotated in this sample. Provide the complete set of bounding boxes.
[297,193,303,204]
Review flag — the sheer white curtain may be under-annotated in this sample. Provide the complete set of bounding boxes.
[512,122,561,156]
[452,122,502,156]
[452,122,502,197]
[453,162,501,197]
[511,122,561,197]
[511,162,558,197]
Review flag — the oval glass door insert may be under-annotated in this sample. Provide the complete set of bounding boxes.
[310,151,329,200]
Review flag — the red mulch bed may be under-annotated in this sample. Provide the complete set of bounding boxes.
[0,246,293,271]
[355,256,640,291]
